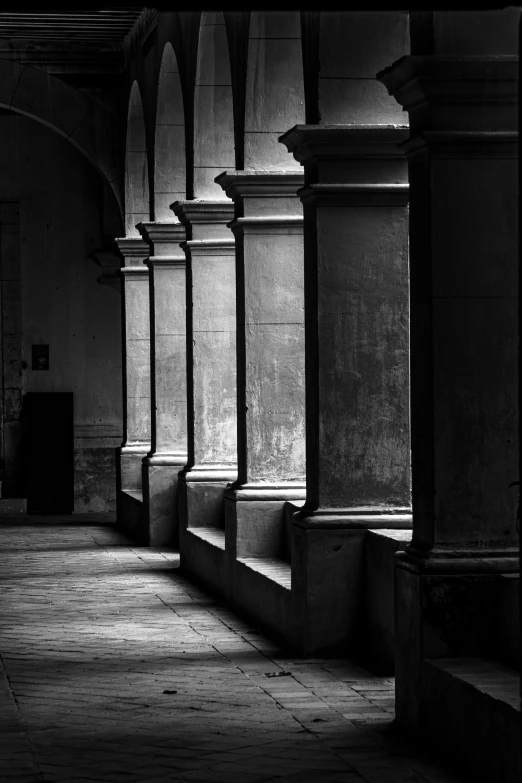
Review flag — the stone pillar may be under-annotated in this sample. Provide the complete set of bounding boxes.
[215,171,306,560]
[137,222,187,547]
[280,126,412,654]
[172,201,237,535]
[378,54,519,730]
[114,237,150,539]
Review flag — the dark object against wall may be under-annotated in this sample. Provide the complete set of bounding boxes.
[25,392,73,513]
[31,345,49,371]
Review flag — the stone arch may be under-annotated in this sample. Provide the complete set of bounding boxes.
[125,81,150,236]
[244,12,305,168]
[154,42,186,221]
[0,58,122,215]
[193,11,235,199]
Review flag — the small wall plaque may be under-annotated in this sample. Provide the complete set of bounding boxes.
[32,345,49,371]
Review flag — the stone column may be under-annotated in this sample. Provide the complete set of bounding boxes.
[137,222,187,547]
[215,171,306,560]
[172,201,237,534]
[279,126,412,653]
[377,54,519,730]
[114,237,150,539]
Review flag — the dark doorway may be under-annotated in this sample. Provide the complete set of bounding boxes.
[26,392,74,513]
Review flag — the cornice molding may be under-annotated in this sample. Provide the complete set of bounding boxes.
[137,221,186,263]
[137,221,185,244]
[377,55,518,135]
[172,199,234,226]
[226,481,306,503]
[402,130,518,159]
[215,170,305,201]
[280,124,410,164]
[228,216,303,236]
[396,546,519,575]
[147,255,186,268]
[180,464,238,483]
[114,236,149,267]
[181,239,235,256]
[120,265,149,277]
[299,183,409,207]
[377,54,519,101]
[145,452,188,467]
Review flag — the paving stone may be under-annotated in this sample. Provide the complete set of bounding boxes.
[0,519,467,783]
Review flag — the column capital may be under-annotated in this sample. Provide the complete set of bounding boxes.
[280,124,409,163]
[114,237,149,268]
[171,199,234,227]
[171,200,234,244]
[137,221,186,266]
[279,125,409,186]
[377,55,518,134]
[216,170,304,225]
[215,170,304,200]
[137,221,185,246]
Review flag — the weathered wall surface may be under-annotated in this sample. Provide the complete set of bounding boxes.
[0,112,122,511]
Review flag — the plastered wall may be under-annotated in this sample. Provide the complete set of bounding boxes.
[0,111,122,511]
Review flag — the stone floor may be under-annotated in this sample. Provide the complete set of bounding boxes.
[0,516,468,783]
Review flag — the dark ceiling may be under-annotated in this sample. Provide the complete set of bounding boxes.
[0,9,145,44]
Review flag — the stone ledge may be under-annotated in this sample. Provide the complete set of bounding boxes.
[188,526,226,551]
[237,556,291,590]
[364,528,412,675]
[427,657,520,709]
[494,574,520,670]
[421,656,520,783]
[233,556,292,647]
[181,526,228,600]
[121,489,143,503]
[117,489,145,544]
[368,528,413,544]
[293,509,412,530]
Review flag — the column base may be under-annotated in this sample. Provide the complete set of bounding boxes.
[225,482,306,559]
[395,546,520,783]
[142,453,187,547]
[119,444,150,490]
[224,482,304,649]
[178,464,237,601]
[178,464,237,530]
[117,444,149,542]
[394,545,519,730]
[290,507,412,656]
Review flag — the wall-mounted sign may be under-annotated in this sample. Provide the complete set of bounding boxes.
[32,345,49,371]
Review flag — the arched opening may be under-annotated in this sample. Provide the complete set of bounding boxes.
[193,12,234,199]
[154,43,186,221]
[125,82,150,236]
[244,12,305,168]
[0,58,122,217]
